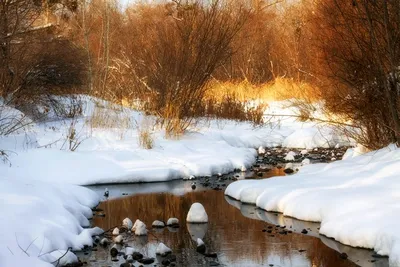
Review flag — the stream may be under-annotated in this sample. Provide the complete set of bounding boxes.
[81,165,389,267]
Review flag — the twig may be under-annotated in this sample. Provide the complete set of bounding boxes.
[51,248,71,267]
[7,247,14,255]
[15,233,30,256]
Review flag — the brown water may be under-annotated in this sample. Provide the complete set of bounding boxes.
[84,177,389,267]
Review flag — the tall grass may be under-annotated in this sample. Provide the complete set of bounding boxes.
[206,77,321,103]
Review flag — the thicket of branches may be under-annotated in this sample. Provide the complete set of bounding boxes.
[2,0,400,148]
[310,0,400,148]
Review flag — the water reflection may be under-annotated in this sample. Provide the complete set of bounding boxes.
[87,186,372,267]
[225,197,389,267]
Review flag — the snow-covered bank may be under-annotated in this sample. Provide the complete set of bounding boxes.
[225,144,400,266]
[0,96,352,185]
[0,177,103,267]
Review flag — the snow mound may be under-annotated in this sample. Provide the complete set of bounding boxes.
[284,151,296,161]
[132,219,147,236]
[186,203,208,223]
[284,163,293,170]
[167,218,179,226]
[125,246,134,256]
[0,177,101,267]
[123,218,133,230]
[152,220,165,228]
[225,145,400,266]
[112,227,119,235]
[114,235,123,244]
[156,242,172,256]
[197,238,205,247]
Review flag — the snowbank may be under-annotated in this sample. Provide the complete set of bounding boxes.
[0,96,353,266]
[225,144,400,266]
[186,202,208,223]
[0,177,102,267]
[0,96,353,186]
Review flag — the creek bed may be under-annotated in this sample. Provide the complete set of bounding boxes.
[82,164,388,267]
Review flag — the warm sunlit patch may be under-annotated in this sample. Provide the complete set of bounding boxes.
[206,77,322,103]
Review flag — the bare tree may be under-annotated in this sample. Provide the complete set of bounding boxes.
[311,0,400,148]
[113,0,251,136]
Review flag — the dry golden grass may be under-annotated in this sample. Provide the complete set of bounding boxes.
[137,118,155,149]
[206,77,322,102]
[138,129,154,149]
[88,102,132,129]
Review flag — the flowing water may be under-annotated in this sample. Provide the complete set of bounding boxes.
[83,171,389,267]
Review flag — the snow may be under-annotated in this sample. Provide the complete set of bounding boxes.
[114,235,123,244]
[122,218,133,230]
[284,151,296,161]
[167,218,179,226]
[132,219,147,236]
[0,177,102,267]
[124,246,134,256]
[301,158,311,165]
[152,220,165,228]
[186,202,209,223]
[225,144,400,266]
[155,242,172,256]
[284,162,294,170]
[0,96,354,186]
[0,96,355,266]
[197,238,205,247]
[112,227,120,235]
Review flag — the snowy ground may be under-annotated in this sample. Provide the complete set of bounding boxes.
[0,95,353,266]
[0,96,353,185]
[0,177,103,267]
[225,144,400,266]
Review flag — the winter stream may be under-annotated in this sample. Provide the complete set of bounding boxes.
[83,169,389,267]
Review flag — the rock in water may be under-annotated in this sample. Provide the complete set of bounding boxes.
[132,252,143,260]
[284,163,294,174]
[152,220,165,228]
[114,234,123,244]
[112,227,120,235]
[104,187,109,197]
[258,146,266,154]
[110,246,118,257]
[191,183,196,190]
[138,258,155,264]
[100,238,110,247]
[196,238,206,254]
[167,218,179,227]
[126,254,134,263]
[340,252,348,259]
[132,219,147,236]
[156,242,172,257]
[122,218,133,230]
[94,236,101,243]
[187,203,208,223]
